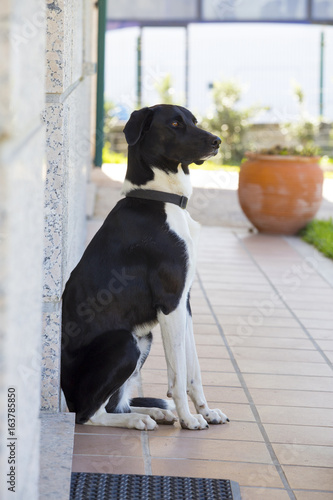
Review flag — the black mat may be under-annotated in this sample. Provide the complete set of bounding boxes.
[70,473,241,500]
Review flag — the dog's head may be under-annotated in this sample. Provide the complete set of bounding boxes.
[123,105,221,181]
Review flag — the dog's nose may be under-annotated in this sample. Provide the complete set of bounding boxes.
[212,136,221,147]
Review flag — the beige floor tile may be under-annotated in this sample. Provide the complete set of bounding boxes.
[72,455,145,474]
[326,352,333,363]
[273,444,333,467]
[240,487,291,499]
[197,358,237,373]
[202,386,248,404]
[148,420,263,442]
[235,360,332,377]
[257,405,333,426]
[149,344,230,359]
[191,305,214,315]
[209,295,284,307]
[288,301,333,313]
[149,436,273,463]
[249,388,333,409]
[73,433,143,457]
[74,425,142,436]
[203,282,272,292]
[192,314,216,324]
[317,340,333,351]
[141,369,168,384]
[140,383,171,399]
[201,371,242,387]
[222,324,307,338]
[300,319,333,330]
[294,491,333,499]
[293,310,333,320]
[196,345,230,358]
[308,329,333,340]
[215,306,293,317]
[151,459,284,488]
[283,465,333,491]
[142,356,168,370]
[193,329,222,339]
[141,369,241,388]
[227,336,315,350]
[264,423,333,446]
[221,316,301,328]
[243,374,333,392]
[209,403,256,422]
[231,346,324,363]
[141,383,247,405]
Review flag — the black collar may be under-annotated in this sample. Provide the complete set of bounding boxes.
[126,189,188,209]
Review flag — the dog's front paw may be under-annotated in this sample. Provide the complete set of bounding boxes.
[201,408,229,424]
[180,414,209,430]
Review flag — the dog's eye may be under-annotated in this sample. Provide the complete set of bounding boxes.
[171,121,180,128]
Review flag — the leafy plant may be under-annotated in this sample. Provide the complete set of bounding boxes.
[281,81,321,151]
[300,218,333,260]
[258,144,321,157]
[104,100,118,141]
[102,143,127,164]
[202,79,267,164]
[154,74,176,105]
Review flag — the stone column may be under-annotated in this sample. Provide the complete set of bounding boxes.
[0,0,46,497]
[42,0,96,410]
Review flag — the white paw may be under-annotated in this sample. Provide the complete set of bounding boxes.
[130,415,157,431]
[150,409,178,425]
[200,408,229,424]
[180,413,209,430]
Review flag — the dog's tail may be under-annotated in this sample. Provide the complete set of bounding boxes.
[130,397,175,411]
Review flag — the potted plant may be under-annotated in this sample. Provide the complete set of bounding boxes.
[238,145,324,235]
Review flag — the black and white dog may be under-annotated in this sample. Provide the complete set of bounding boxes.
[61,104,229,430]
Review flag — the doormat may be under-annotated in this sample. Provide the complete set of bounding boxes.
[70,472,241,500]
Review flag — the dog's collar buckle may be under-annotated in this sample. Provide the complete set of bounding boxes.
[126,189,188,209]
[179,196,188,209]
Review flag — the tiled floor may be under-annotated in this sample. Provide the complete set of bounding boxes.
[72,227,333,500]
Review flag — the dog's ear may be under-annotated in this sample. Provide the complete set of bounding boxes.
[123,107,154,146]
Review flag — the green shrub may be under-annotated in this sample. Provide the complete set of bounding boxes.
[300,218,333,260]
[201,79,267,165]
[102,143,127,164]
[281,81,321,151]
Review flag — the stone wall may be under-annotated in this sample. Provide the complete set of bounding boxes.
[0,0,46,497]
[0,0,96,496]
[42,0,96,411]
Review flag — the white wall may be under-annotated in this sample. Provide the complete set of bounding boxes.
[0,0,96,497]
[0,0,46,497]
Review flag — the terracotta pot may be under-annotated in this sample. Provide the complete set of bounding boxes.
[238,152,323,235]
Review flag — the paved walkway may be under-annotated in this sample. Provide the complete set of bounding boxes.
[74,166,333,500]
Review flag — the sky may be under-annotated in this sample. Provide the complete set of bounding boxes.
[105,23,333,122]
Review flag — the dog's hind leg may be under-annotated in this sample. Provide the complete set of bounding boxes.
[64,330,150,427]
[86,404,157,430]
[130,397,177,425]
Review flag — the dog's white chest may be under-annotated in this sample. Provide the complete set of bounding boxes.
[165,204,200,284]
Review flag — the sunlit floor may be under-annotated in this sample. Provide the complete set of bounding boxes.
[72,225,333,500]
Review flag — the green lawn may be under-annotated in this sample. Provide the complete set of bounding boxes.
[102,147,333,175]
[300,219,333,260]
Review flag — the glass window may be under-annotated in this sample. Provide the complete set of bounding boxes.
[107,0,197,21]
[312,0,333,20]
[202,0,308,21]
